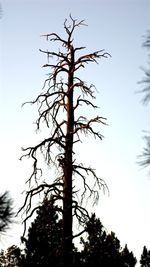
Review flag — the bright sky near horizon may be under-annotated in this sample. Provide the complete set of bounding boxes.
[0,0,150,265]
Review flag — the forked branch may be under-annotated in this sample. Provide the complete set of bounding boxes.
[19,17,110,251]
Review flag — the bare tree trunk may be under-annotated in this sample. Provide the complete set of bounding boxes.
[18,16,110,267]
[63,46,74,267]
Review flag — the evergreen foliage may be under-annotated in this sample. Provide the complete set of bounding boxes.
[22,197,63,266]
[0,245,23,267]
[139,31,150,168]
[80,213,137,267]
[140,246,150,267]
[0,200,146,267]
[0,191,13,234]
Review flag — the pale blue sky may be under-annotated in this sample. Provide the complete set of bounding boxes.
[0,0,150,265]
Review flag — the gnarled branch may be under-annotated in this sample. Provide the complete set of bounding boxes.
[19,19,110,262]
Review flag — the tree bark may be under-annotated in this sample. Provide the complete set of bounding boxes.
[19,16,109,267]
[63,45,74,267]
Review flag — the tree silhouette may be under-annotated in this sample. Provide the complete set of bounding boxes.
[0,191,13,234]
[22,196,63,266]
[80,213,107,267]
[80,213,137,267]
[18,16,109,267]
[0,211,137,267]
[0,245,23,267]
[140,246,150,267]
[121,244,137,267]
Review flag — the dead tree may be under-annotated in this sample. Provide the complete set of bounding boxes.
[19,16,110,267]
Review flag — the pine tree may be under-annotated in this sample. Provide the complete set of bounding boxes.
[0,245,23,267]
[23,197,63,267]
[0,191,13,234]
[80,213,136,267]
[140,30,150,104]
[121,244,137,267]
[80,213,106,267]
[19,15,109,267]
[140,246,150,267]
[139,31,150,168]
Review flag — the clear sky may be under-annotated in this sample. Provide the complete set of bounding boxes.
[0,0,150,265]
